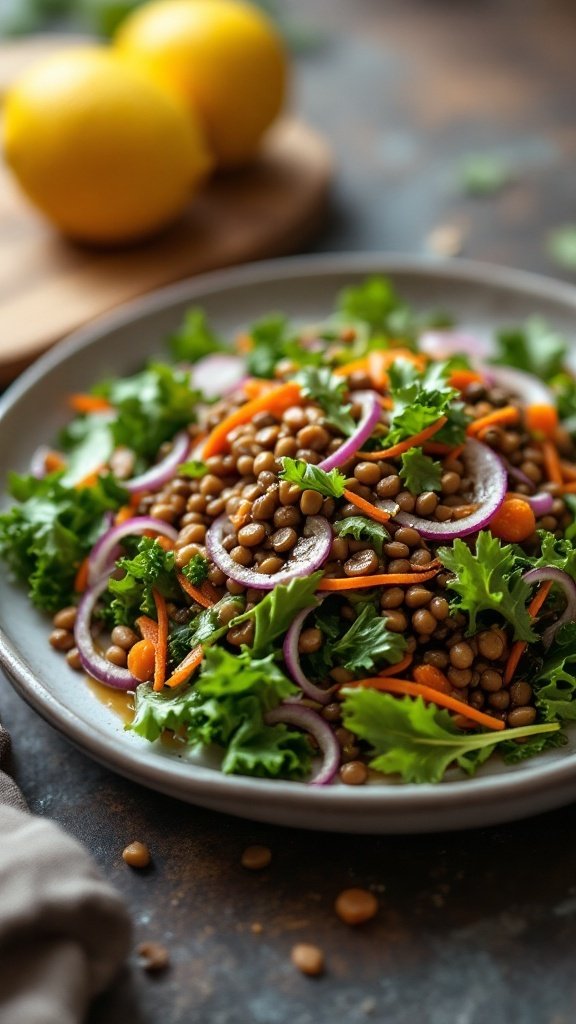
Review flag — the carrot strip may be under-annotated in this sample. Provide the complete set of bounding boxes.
[342,488,392,524]
[74,464,105,489]
[542,440,564,485]
[44,450,67,473]
[345,677,505,731]
[561,460,576,482]
[525,404,558,439]
[177,571,215,609]
[115,504,136,525]
[424,442,465,459]
[560,483,576,494]
[202,382,301,458]
[69,393,112,415]
[448,368,484,391]
[136,615,159,645]
[412,664,451,694]
[356,416,448,462]
[466,406,520,437]
[379,653,413,677]
[333,357,369,378]
[74,556,89,594]
[164,645,204,689]
[200,580,220,603]
[152,588,168,692]
[242,378,276,399]
[503,580,553,685]
[318,568,439,591]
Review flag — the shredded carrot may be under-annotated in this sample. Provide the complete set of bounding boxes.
[342,488,392,524]
[423,441,456,456]
[379,653,413,677]
[525,404,558,439]
[366,351,390,391]
[235,332,253,354]
[242,378,276,399]
[489,496,536,543]
[164,645,204,689]
[448,368,484,391]
[74,465,105,489]
[542,440,563,485]
[466,406,520,437]
[155,536,175,552]
[333,357,369,378]
[177,571,215,609]
[202,382,301,458]
[69,393,112,415]
[412,663,451,694]
[345,677,505,731]
[317,568,439,591]
[503,580,553,686]
[200,580,220,603]
[356,416,448,462]
[560,482,576,494]
[74,556,89,594]
[561,460,576,482]
[136,615,159,645]
[44,450,67,473]
[115,504,136,525]
[152,588,168,692]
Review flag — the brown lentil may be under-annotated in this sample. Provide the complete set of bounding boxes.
[339,761,369,786]
[335,888,379,925]
[291,943,325,977]
[273,505,301,529]
[298,627,323,654]
[52,606,77,630]
[383,609,408,632]
[354,461,381,486]
[106,645,128,667]
[449,642,474,669]
[510,681,533,706]
[258,555,285,575]
[137,941,170,973]
[122,841,151,868]
[241,845,272,870]
[66,647,82,671]
[429,596,449,620]
[49,628,75,652]
[381,587,405,609]
[344,550,379,576]
[300,490,324,515]
[477,629,506,660]
[412,609,437,634]
[415,492,439,516]
[405,586,432,608]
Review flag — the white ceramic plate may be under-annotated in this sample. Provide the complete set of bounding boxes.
[3,253,576,834]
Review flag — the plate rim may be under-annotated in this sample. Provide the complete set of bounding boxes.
[3,250,576,818]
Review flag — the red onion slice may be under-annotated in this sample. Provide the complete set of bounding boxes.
[318,390,382,472]
[377,438,507,540]
[486,365,554,407]
[518,492,555,517]
[523,566,576,647]
[87,516,179,586]
[191,353,247,398]
[283,603,336,705]
[206,514,333,590]
[419,329,493,361]
[503,457,536,493]
[123,430,190,494]
[74,576,138,690]
[265,703,340,785]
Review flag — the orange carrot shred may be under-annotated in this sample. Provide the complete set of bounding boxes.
[136,615,159,645]
[560,460,576,482]
[356,416,448,462]
[242,378,276,399]
[202,382,301,458]
[412,664,451,694]
[560,482,576,494]
[448,368,484,391]
[345,677,505,731]
[44,450,67,473]
[74,556,89,594]
[542,440,564,485]
[333,357,369,378]
[177,571,215,609]
[164,645,204,689]
[379,653,413,677]
[525,404,558,439]
[74,465,105,489]
[503,580,553,685]
[152,588,168,692]
[69,393,112,415]
[466,406,520,437]
[317,568,439,591]
[342,488,392,525]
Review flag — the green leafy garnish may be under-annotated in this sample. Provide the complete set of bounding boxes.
[337,276,410,337]
[106,536,180,626]
[386,359,467,447]
[547,225,576,272]
[182,554,210,586]
[457,154,511,196]
[492,318,567,382]
[58,412,113,485]
[177,460,208,479]
[333,516,389,555]
[169,308,225,363]
[341,689,559,784]
[296,366,356,437]
[244,314,292,378]
[0,472,126,612]
[437,531,536,641]
[168,597,244,665]
[533,622,576,722]
[229,573,323,658]
[332,604,407,674]
[278,457,346,499]
[399,447,443,494]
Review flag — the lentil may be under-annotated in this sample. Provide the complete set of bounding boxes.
[137,942,170,973]
[122,841,151,868]
[335,888,379,925]
[241,845,272,870]
[49,628,75,652]
[52,606,77,630]
[291,944,325,977]
[340,761,368,785]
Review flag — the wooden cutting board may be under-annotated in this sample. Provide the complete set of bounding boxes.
[0,39,332,385]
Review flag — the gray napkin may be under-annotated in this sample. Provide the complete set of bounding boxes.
[0,726,131,1024]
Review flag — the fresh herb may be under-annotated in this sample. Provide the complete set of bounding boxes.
[399,447,443,494]
[106,536,180,626]
[332,604,407,674]
[0,472,126,612]
[386,359,467,447]
[278,457,346,499]
[229,573,323,658]
[337,276,410,337]
[182,554,210,586]
[244,314,293,379]
[168,597,244,665]
[333,516,389,555]
[177,460,208,479]
[58,412,113,484]
[437,531,537,641]
[533,622,576,722]
[552,373,576,438]
[296,367,356,437]
[457,154,511,196]
[131,648,311,779]
[547,225,576,272]
[341,689,559,784]
[492,318,567,382]
[532,532,576,579]
[169,308,225,363]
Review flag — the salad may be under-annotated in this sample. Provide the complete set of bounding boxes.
[2,276,576,787]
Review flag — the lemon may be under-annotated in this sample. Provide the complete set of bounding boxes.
[115,0,288,167]
[3,46,212,244]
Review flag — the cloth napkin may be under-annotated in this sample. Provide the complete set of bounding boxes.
[0,725,131,1024]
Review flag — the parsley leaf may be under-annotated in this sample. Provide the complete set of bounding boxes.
[492,318,567,382]
[278,457,346,498]
[182,554,210,586]
[296,367,356,437]
[0,472,126,612]
[533,622,576,722]
[168,597,244,665]
[245,314,292,378]
[341,689,559,784]
[386,359,466,447]
[399,447,443,494]
[229,573,323,658]
[169,308,225,363]
[437,531,537,641]
[333,516,389,555]
[106,536,180,626]
[337,276,410,336]
[332,604,407,674]
[177,460,208,479]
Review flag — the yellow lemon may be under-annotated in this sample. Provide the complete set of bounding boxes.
[115,0,288,167]
[3,46,212,244]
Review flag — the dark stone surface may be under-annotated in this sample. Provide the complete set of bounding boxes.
[4,2,576,1021]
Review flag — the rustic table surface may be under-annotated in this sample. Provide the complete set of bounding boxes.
[4,2,576,1021]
